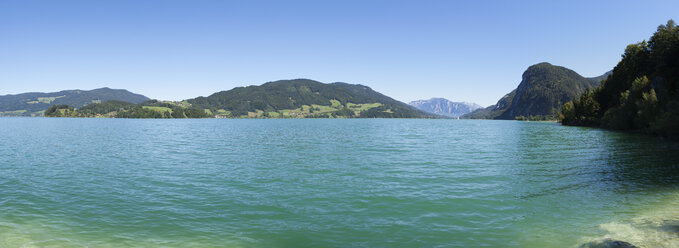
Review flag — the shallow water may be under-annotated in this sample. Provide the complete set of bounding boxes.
[1,118,678,247]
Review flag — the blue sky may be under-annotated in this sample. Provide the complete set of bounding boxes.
[1,0,677,106]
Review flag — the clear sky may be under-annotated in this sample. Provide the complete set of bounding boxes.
[1,0,678,106]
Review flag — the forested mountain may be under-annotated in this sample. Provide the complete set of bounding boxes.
[462,63,606,120]
[187,79,434,118]
[408,98,482,118]
[561,20,679,137]
[0,87,149,116]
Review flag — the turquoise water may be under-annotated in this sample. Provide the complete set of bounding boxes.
[1,118,678,247]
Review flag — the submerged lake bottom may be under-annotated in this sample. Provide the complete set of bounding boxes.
[1,118,678,247]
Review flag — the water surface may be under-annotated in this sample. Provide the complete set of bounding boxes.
[1,118,678,247]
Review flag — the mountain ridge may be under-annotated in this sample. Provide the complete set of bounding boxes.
[186,79,435,118]
[0,87,150,116]
[408,98,482,118]
[462,63,608,120]
[40,79,436,118]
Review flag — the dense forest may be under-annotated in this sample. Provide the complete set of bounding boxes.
[45,100,211,118]
[187,79,433,118]
[560,20,679,137]
[0,87,149,116]
[462,63,605,120]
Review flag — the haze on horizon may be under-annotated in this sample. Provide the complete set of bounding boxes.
[1,0,677,107]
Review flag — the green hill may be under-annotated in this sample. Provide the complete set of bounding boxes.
[0,87,150,116]
[462,63,606,120]
[187,79,433,118]
[561,20,679,137]
[45,100,211,118]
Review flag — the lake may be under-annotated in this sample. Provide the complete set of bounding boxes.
[1,118,678,247]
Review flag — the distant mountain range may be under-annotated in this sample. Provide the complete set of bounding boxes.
[3,66,611,119]
[462,63,609,120]
[408,98,482,118]
[37,79,435,118]
[0,87,150,116]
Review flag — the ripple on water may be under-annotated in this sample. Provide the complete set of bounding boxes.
[0,118,678,247]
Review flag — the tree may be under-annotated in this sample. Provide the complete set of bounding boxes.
[560,20,679,138]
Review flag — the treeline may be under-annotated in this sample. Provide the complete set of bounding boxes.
[45,100,211,118]
[560,20,679,137]
[514,115,555,121]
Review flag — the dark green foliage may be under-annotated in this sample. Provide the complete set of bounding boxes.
[44,100,211,119]
[171,110,185,118]
[44,105,76,117]
[184,107,210,118]
[116,106,166,118]
[561,20,679,137]
[187,79,433,118]
[138,100,209,118]
[78,100,136,115]
[333,107,355,118]
[358,105,407,118]
[560,89,600,126]
[596,42,652,112]
[462,63,604,120]
[514,115,555,121]
[0,87,149,116]
[650,100,679,137]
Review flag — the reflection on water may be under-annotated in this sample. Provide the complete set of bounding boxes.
[0,118,678,248]
[500,122,679,247]
[598,132,679,189]
[579,130,679,248]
